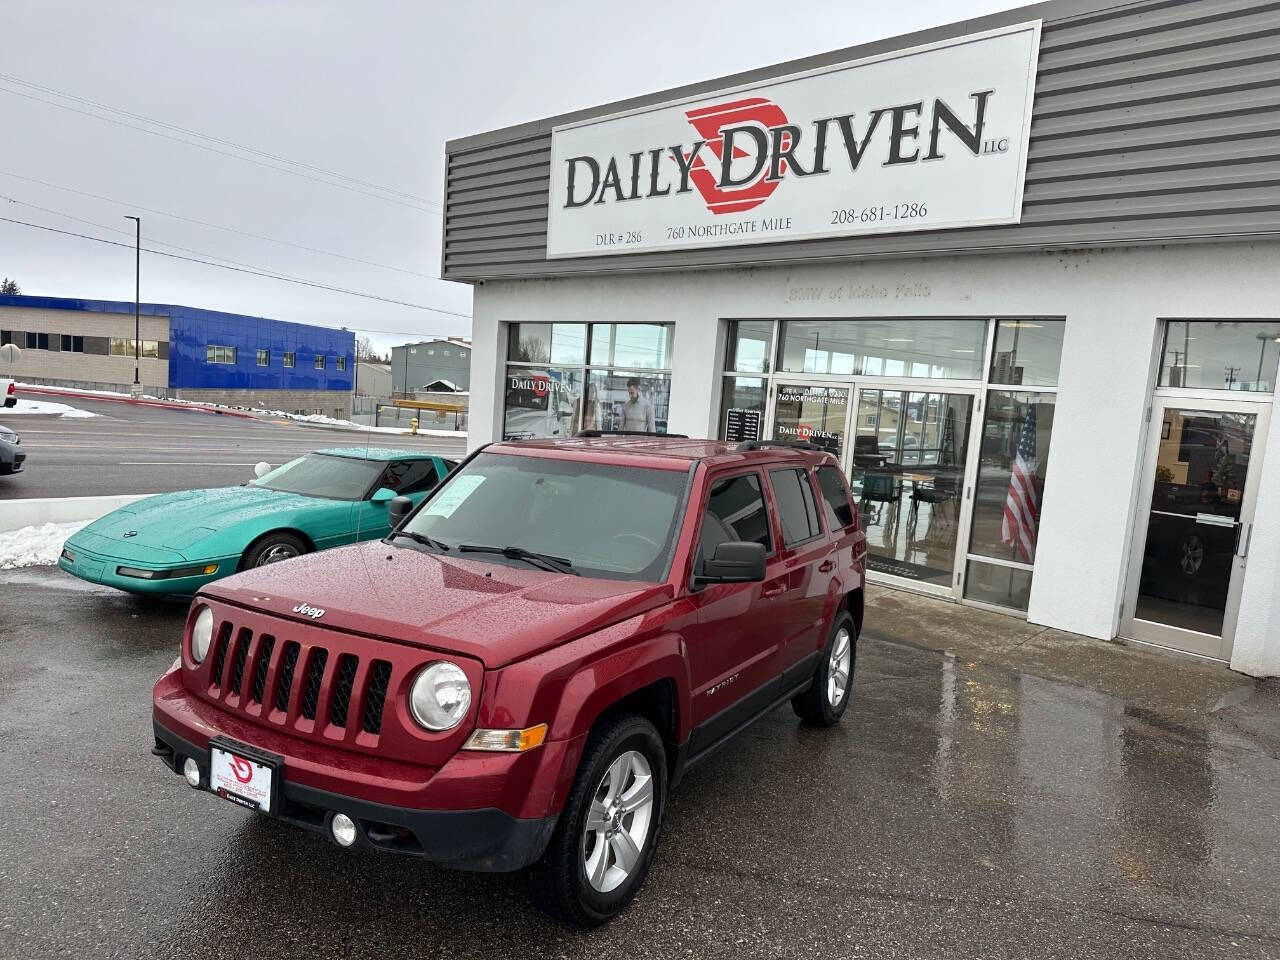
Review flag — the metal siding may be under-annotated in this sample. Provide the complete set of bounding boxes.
[441,0,1280,281]
[167,307,354,391]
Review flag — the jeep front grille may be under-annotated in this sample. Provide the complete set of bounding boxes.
[204,621,394,741]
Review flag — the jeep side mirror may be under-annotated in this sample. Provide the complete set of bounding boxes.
[388,495,414,529]
[697,541,767,584]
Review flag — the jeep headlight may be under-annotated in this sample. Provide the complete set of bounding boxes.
[409,662,471,731]
[190,605,214,663]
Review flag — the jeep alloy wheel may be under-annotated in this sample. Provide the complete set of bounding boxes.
[581,750,654,893]
[827,625,852,707]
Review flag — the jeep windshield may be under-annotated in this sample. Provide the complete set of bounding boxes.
[397,451,689,582]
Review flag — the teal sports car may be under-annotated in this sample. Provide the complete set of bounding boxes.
[58,447,455,595]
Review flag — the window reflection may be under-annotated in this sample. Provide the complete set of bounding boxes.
[725,320,773,373]
[780,318,986,379]
[989,320,1064,387]
[850,389,973,586]
[1160,320,1280,392]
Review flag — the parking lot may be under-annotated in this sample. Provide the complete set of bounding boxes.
[2,566,1277,959]
[0,394,467,499]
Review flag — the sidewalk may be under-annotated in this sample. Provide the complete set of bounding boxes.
[863,583,1279,753]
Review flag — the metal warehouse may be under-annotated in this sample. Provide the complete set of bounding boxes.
[443,0,1280,677]
[0,293,355,416]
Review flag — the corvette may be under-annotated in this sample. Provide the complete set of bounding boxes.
[59,447,453,595]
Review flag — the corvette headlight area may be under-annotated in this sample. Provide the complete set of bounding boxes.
[117,563,219,580]
[408,662,472,731]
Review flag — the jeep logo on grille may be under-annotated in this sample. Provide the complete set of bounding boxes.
[292,603,325,620]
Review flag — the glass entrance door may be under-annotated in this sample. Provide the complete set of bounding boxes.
[848,387,976,593]
[770,382,851,457]
[1123,399,1269,659]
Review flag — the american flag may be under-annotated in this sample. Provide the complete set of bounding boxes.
[1002,405,1039,562]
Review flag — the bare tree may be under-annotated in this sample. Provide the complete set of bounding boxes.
[355,336,380,362]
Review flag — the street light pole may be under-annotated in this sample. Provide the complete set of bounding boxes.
[124,215,141,397]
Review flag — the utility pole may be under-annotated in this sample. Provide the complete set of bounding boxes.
[124,215,141,398]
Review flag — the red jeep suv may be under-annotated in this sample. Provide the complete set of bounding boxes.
[152,436,867,925]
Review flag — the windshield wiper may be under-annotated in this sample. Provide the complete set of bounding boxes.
[457,543,576,575]
[388,529,451,551]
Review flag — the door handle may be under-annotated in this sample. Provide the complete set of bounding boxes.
[818,559,836,572]
[762,583,786,598]
[1237,522,1252,559]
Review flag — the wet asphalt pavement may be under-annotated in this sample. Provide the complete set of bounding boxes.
[2,568,1278,959]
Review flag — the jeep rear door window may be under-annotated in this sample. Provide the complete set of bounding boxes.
[403,452,688,582]
[250,454,385,500]
[817,465,855,531]
[699,473,772,568]
[769,468,822,546]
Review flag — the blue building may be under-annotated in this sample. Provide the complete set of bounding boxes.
[0,294,355,416]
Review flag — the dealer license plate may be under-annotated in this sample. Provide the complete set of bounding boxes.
[209,740,279,814]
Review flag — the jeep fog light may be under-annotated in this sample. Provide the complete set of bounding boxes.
[463,724,549,752]
[190,605,214,663]
[331,813,357,847]
[408,662,471,731]
[182,757,201,788]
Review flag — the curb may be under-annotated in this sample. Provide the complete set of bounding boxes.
[0,493,147,532]
[16,385,261,420]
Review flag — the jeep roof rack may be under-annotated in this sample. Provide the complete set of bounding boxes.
[574,430,690,438]
[734,439,824,453]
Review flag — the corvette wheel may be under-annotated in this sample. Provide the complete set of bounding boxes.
[241,532,308,570]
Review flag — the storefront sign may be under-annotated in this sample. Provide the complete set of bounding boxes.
[724,407,762,444]
[547,22,1040,258]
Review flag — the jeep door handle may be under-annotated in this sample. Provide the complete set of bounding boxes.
[818,559,836,572]
[762,583,786,598]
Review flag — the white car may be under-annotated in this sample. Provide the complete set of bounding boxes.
[1,377,14,408]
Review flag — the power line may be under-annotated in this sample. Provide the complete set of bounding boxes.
[0,214,473,319]
[0,83,441,214]
[0,169,446,281]
[0,72,435,206]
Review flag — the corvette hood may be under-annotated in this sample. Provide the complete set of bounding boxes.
[203,540,674,668]
[71,486,316,559]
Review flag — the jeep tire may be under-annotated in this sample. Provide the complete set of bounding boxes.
[792,610,855,726]
[528,713,667,926]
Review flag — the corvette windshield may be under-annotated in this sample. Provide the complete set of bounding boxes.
[401,452,688,582]
[251,454,383,500]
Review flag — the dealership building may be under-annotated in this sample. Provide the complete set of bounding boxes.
[0,294,355,416]
[441,0,1280,678]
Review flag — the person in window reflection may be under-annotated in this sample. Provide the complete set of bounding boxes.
[574,382,599,433]
[620,377,655,432]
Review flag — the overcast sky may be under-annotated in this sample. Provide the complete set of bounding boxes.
[3,0,1024,355]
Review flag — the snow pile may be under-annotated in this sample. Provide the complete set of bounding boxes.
[5,398,97,418]
[0,521,88,569]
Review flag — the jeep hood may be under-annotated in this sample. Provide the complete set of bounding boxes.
[202,540,675,668]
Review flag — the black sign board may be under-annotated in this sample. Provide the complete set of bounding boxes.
[724,407,762,444]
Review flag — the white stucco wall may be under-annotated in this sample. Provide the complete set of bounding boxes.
[468,241,1280,676]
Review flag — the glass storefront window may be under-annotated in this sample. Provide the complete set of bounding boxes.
[850,388,973,587]
[967,392,1056,566]
[586,370,670,433]
[502,365,582,440]
[720,376,766,443]
[725,320,773,373]
[779,318,986,379]
[771,384,849,456]
[989,319,1064,387]
[965,561,1033,611]
[1159,320,1280,392]
[507,323,587,365]
[589,323,670,369]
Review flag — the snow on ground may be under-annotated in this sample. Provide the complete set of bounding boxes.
[0,521,87,569]
[4,397,98,418]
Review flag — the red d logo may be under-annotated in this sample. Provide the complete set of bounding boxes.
[797,425,813,440]
[684,97,790,216]
[533,376,549,397]
[230,756,254,784]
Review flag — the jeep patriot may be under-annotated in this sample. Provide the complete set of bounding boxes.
[152,435,868,925]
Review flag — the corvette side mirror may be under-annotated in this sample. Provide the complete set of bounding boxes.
[253,461,272,479]
[371,486,396,504]
[388,495,414,528]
